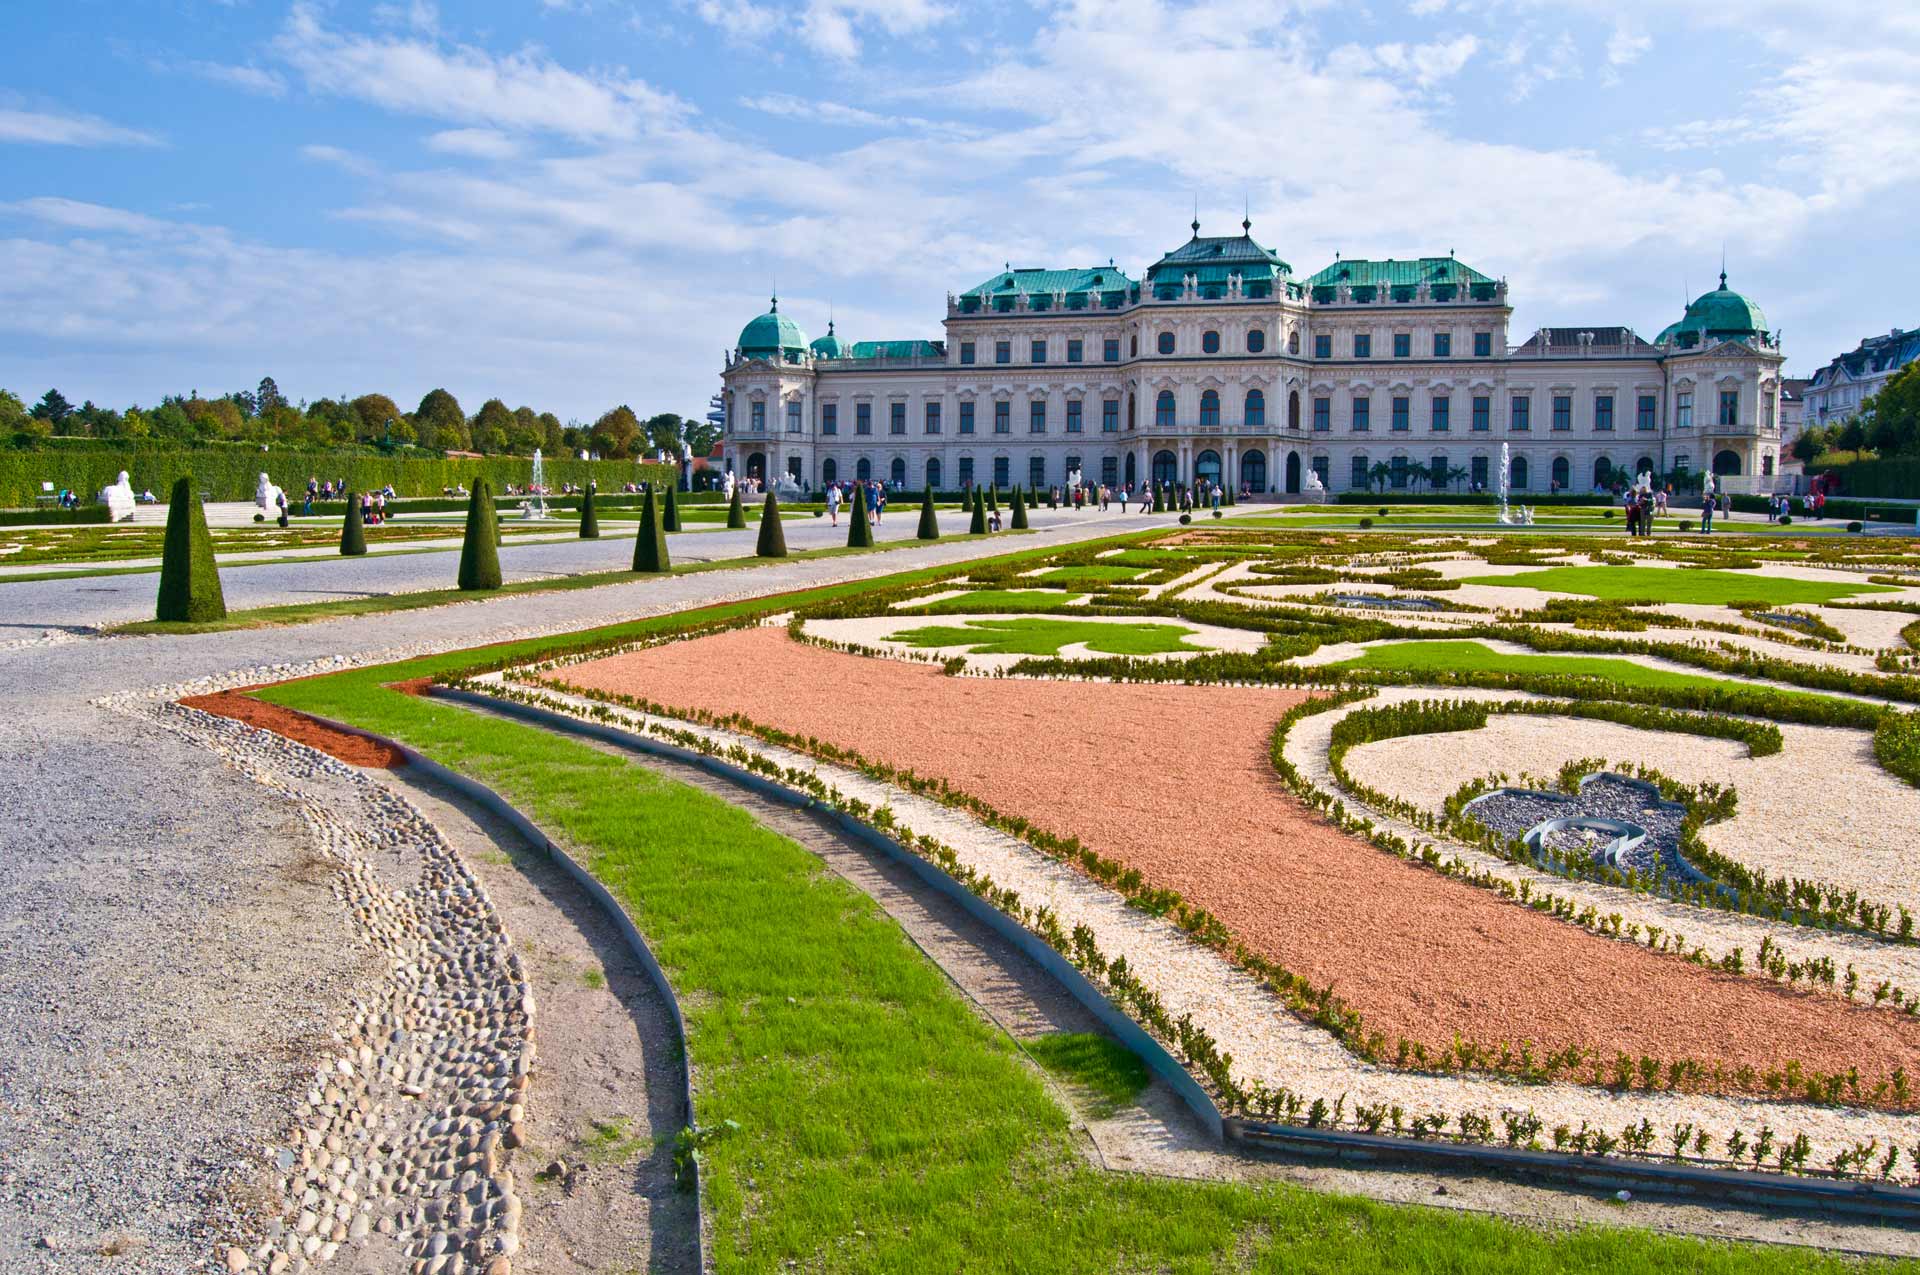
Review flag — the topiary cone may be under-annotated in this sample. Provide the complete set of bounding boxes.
[663,483,681,532]
[458,478,503,590]
[969,488,987,535]
[756,492,787,557]
[987,486,998,513]
[1152,484,1165,513]
[847,483,873,548]
[155,474,226,622]
[916,486,939,540]
[340,492,367,556]
[579,484,600,538]
[633,484,669,572]
[1010,483,1029,530]
[726,485,747,529]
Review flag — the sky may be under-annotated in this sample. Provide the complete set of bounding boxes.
[2,0,1917,423]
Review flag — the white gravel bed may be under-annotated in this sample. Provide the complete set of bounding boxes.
[1343,713,1920,918]
[800,612,1266,672]
[1284,686,1920,1006]
[492,675,1920,1183]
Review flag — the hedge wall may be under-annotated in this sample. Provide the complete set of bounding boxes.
[1808,457,1920,500]
[0,505,114,527]
[1333,492,1613,506]
[0,448,675,509]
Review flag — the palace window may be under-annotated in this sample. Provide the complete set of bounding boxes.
[1287,330,1299,354]
[788,400,802,433]
[1551,456,1571,489]
[1351,454,1370,489]
[994,401,1010,434]
[1313,397,1330,431]
[1719,389,1740,426]
[993,456,1010,488]
[750,401,765,432]
[1510,454,1529,489]
[1434,332,1452,358]
[960,341,976,365]
[1354,333,1372,358]
[958,455,974,487]
[1102,399,1119,432]
[1474,332,1492,357]
[1430,454,1449,488]
[1511,395,1531,431]
[1674,453,1690,473]
[1156,391,1176,427]
[1390,455,1410,487]
[1472,396,1490,431]
[1552,395,1572,431]
[1030,400,1047,433]
[821,403,837,435]
[959,401,975,434]
[994,340,1010,364]
[1676,391,1693,428]
[1249,329,1267,353]
[1031,339,1047,363]
[1637,395,1657,430]
[1104,338,1120,362]
[1102,456,1118,486]
[1393,333,1411,358]
[1203,330,1221,354]
[1246,389,1265,427]
[1066,399,1083,433]
[1030,456,1046,489]
[1067,338,1083,363]
[1431,395,1450,432]
[890,402,906,435]
[1391,396,1410,431]
[1200,390,1220,427]
[1353,395,1372,431]
[855,402,871,434]
[925,402,942,434]
[1158,331,1176,355]
[1471,455,1489,488]
[1314,334,1332,359]
[1594,394,1614,431]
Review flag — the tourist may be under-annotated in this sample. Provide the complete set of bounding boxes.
[1211,485,1221,510]
[1099,484,1110,512]
[873,484,886,524]
[1700,488,1714,533]
[1119,486,1130,513]
[988,507,1002,532]
[827,482,841,526]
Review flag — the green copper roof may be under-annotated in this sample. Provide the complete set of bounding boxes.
[809,320,849,359]
[1303,256,1493,289]
[1656,273,1768,348]
[738,298,809,359]
[847,339,943,359]
[959,266,1133,299]
[1148,227,1291,278]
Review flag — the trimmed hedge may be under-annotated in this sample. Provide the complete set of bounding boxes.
[154,475,226,622]
[847,484,873,548]
[755,493,787,557]
[0,505,112,526]
[1809,456,1920,500]
[579,487,600,539]
[632,486,669,573]
[456,481,502,590]
[1334,492,1613,506]
[0,448,673,508]
[916,487,939,540]
[340,495,367,556]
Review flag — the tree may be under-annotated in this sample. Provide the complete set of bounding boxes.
[340,493,367,556]
[350,393,402,444]
[472,398,514,454]
[1791,424,1828,465]
[540,411,566,455]
[682,415,722,462]
[590,405,642,459]
[847,483,873,547]
[643,412,686,458]
[256,376,286,413]
[756,492,787,557]
[1448,465,1470,493]
[632,485,669,572]
[155,475,226,622]
[183,395,244,438]
[916,486,939,540]
[509,405,542,454]
[1863,362,1920,457]
[457,480,502,590]
[415,388,467,451]
[31,388,73,427]
[1369,461,1392,494]
[579,484,600,538]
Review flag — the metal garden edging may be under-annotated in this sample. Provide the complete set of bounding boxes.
[417,687,1920,1226]
[427,684,1228,1140]
[292,708,713,1274]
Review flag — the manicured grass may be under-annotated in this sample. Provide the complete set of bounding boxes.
[1328,639,1828,697]
[887,616,1200,656]
[1460,565,1893,606]
[1032,564,1147,583]
[1025,1032,1151,1118]
[251,647,1917,1272]
[898,587,1087,614]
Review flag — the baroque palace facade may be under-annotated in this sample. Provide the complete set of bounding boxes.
[719,220,1786,498]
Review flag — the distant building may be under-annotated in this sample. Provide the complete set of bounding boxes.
[1778,377,1809,465]
[719,221,1787,496]
[1805,329,1920,426]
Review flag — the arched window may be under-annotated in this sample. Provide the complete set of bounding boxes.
[925,457,941,491]
[1152,449,1178,485]
[891,456,907,487]
[1241,448,1267,493]
[1127,393,1136,430]
[1245,390,1265,427]
[1635,455,1654,476]
[1285,452,1302,493]
[746,451,766,480]
[1350,453,1370,491]
[1195,449,1222,487]
[1199,390,1220,427]
[1550,456,1570,491]
[1156,391,1176,428]
[1510,455,1529,490]
[856,456,872,482]
[1202,330,1220,354]
[1287,329,1300,354]
[1288,391,1301,431]
[1157,331,1176,355]
[821,458,837,486]
[1713,449,1742,476]
[1592,456,1613,489]
[1247,329,1266,353]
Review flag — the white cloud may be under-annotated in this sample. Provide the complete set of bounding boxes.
[0,108,160,148]
[0,197,179,237]
[1604,24,1650,67]
[182,61,289,97]
[425,128,523,160]
[692,0,950,58]
[300,144,379,176]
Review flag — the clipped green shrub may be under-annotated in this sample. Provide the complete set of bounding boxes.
[969,488,987,535]
[916,486,939,540]
[154,475,226,622]
[756,492,787,556]
[1047,487,1058,510]
[1152,485,1165,513]
[632,485,669,572]
[1359,517,1374,529]
[662,484,681,532]
[726,485,747,529]
[340,493,367,556]
[1678,520,1695,532]
[1212,509,1223,519]
[0,506,111,527]
[1378,506,1390,517]
[579,485,600,538]
[457,479,503,590]
[1603,509,1617,519]
[1849,520,1865,534]
[1875,712,1920,787]
[987,486,998,513]
[1778,514,1793,525]
[1010,484,1029,530]
[1178,512,1192,525]
[847,483,873,548]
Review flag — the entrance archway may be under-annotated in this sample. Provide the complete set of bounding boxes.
[1284,451,1302,494]
[1240,448,1267,493]
[1195,449,1222,489]
[1152,449,1178,486]
[746,451,766,481]
[1550,456,1570,491]
[1713,449,1742,477]
[821,458,837,486]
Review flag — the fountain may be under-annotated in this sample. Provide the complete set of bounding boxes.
[1496,442,1511,525]
[524,449,551,520]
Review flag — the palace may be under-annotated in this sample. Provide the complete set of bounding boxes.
[718,220,1786,497]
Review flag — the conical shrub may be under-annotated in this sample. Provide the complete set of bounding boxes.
[987,486,998,513]
[1225,483,1236,507]
[663,483,681,532]
[1048,486,1058,510]
[458,478,502,590]
[969,488,987,535]
[1152,483,1165,513]
[726,484,747,529]
[579,485,600,538]
[155,474,226,622]
[847,483,873,548]
[756,492,787,557]
[916,486,939,540]
[340,492,367,556]
[1010,484,1029,530]
[633,485,669,572]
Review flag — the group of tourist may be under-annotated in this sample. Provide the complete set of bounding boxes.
[823,480,889,527]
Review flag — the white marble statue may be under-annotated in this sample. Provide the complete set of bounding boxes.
[98,469,135,522]
[254,471,285,514]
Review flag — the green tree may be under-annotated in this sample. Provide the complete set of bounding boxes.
[509,405,543,454]
[682,415,722,462]
[472,398,515,454]
[1791,424,1828,465]
[632,485,669,572]
[846,483,873,547]
[539,411,565,454]
[31,388,73,426]
[591,405,642,459]
[1863,362,1920,457]
[916,486,939,540]
[256,376,286,413]
[643,412,687,457]
[155,475,226,622]
[415,388,467,451]
[340,493,367,556]
[2,389,44,438]
[457,479,502,590]
[350,393,402,444]
[183,395,244,438]
[755,492,787,557]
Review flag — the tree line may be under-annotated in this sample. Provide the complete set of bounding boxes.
[1792,361,1920,464]
[0,378,719,462]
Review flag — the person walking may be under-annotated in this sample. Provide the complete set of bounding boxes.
[873,484,886,525]
[1700,487,1714,534]
[827,481,841,526]
[1119,486,1130,513]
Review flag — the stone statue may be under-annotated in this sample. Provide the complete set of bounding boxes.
[98,469,135,522]
[254,471,285,514]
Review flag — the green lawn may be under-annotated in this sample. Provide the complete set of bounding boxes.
[1024,1033,1151,1119]
[1329,639,1775,694]
[887,616,1200,656]
[1032,563,1147,583]
[897,587,1088,614]
[1459,565,1892,606]
[253,640,1913,1272]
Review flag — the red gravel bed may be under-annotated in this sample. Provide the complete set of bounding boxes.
[182,690,405,768]
[557,627,1920,1094]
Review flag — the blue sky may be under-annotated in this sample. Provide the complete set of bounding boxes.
[2,0,1916,422]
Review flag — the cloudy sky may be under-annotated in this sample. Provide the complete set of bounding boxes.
[2,0,1916,421]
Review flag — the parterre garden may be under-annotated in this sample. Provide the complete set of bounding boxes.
[246,522,1920,1268]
